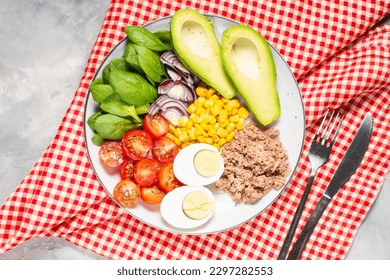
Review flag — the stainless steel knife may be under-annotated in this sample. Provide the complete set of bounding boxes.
[287,113,373,260]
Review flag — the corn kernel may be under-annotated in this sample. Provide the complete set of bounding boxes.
[195,126,206,136]
[218,110,228,122]
[210,106,220,116]
[217,127,228,138]
[230,99,241,108]
[186,119,194,129]
[201,122,209,131]
[212,136,220,143]
[167,133,176,141]
[178,116,189,127]
[209,94,219,102]
[220,119,229,128]
[226,122,236,133]
[189,114,199,123]
[238,107,249,118]
[194,97,205,108]
[187,104,197,114]
[170,135,182,146]
[226,131,235,142]
[236,118,245,130]
[218,138,227,146]
[196,87,208,97]
[181,141,191,149]
[204,99,214,108]
[224,103,234,112]
[179,133,189,142]
[231,108,238,115]
[221,98,230,104]
[214,99,224,109]
[208,127,217,137]
[207,88,216,97]
[205,137,213,144]
[196,107,207,115]
[229,115,240,123]
[188,127,196,140]
[198,135,206,143]
[208,115,217,125]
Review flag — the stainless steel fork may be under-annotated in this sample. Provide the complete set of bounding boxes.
[278,109,344,260]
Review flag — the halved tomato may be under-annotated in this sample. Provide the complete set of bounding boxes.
[143,113,170,138]
[113,179,140,208]
[98,141,124,168]
[122,129,153,160]
[133,158,160,187]
[157,163,182,193]
[151,136,179,163]
[141,185,165,204]
[120,159,135,180]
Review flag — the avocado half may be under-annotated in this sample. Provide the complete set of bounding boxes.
[170,9,237,98]
[221,25,281,126]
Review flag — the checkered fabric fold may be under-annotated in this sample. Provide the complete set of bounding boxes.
[1,0,389,259]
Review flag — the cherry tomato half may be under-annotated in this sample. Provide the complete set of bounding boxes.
[152,136,179,163]
[133,158,160,187]
[120,159,136,180]
[113,179,140,208]
[98,141,124,168]
[143,113,170,138]
[141,185,165,204]
[158,163,182,193]
[122,130,153,160]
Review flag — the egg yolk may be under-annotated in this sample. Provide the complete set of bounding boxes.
[182,191,214,220]
[193,149,222,178]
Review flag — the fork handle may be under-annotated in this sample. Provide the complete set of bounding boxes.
[277,175,315,260]
[287,195,330,259]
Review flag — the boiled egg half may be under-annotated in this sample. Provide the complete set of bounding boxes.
[173,143,224,186]
[160,185,215,229]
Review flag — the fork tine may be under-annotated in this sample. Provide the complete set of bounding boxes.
[319,109,343,146]
[314,110,329,140]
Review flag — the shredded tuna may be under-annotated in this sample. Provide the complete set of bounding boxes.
[215,122,290,204]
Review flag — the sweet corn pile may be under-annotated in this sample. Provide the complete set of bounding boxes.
[168,86,249,150]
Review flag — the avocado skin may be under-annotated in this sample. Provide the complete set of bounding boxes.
[221,25,281,126]
[170,9,237,98]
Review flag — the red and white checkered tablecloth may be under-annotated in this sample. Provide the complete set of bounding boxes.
[1,0,389,260]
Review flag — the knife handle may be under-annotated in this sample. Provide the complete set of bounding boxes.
[287,195,331,260]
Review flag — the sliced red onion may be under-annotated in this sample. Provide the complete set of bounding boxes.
[158,79,196,103]
[162,107,188,126]
[147,95,189,125]
[160,51,198,87]
[166,66,182,81]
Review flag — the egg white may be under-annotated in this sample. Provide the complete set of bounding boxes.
[173,143,224,186]
[160,186,215,229]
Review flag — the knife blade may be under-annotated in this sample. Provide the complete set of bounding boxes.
[287,113,373,260]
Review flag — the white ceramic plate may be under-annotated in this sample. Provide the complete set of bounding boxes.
[84,15,305,234]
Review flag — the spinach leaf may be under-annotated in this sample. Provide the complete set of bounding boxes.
[133,44,166,83]
[100,99,141,122]
[125,26,170,51]
[89,78,115,103]
[124,43,143,73]
[87,110,105,133]
[108,69,157,106]
[153,30,173,49]
[94,114,141,140]
[102,57,129,83]
[91,134,106,146]
[135,103,150,115]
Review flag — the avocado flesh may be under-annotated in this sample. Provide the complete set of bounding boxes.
[170,9,237,98]
[221,25,280,126]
